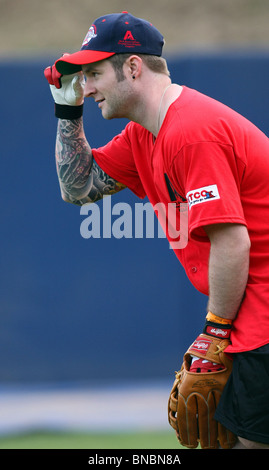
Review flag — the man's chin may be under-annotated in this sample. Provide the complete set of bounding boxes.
[102,112,113,120]
[101,109,120,121]
[100,105,112,120]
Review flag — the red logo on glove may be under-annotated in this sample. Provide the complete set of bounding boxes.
[190,336,212,356]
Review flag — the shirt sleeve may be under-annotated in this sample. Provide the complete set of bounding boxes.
[92,123,146,199]
[170,141,247,241]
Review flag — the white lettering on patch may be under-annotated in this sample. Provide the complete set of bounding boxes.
[186,184,220,210]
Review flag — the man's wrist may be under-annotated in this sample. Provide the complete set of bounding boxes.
[55,103,83,119]
[203,311,233,339]
[206,311,233,325]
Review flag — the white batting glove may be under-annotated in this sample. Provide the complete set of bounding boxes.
[44,63,85,119]
[51,73,85,106]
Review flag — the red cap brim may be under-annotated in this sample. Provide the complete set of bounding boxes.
[55,50,115,75]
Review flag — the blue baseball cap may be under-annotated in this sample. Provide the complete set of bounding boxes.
[55,11,164,75]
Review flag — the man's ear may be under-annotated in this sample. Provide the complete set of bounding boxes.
[125,55,143,80]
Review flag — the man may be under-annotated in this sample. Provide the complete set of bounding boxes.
[44,12,269,449]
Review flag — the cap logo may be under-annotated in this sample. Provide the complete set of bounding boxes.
[124,31,135,40]
[118,30,142,48]
[82,24,97,47]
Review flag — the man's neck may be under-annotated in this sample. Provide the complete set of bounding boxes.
[132,82,183,137]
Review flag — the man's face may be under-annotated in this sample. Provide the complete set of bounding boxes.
[82,59,133,120]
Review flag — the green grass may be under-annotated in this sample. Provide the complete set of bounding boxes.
[0,430,185,449]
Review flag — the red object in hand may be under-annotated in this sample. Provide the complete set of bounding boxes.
[44,64,62,89]
[190,357,225,373]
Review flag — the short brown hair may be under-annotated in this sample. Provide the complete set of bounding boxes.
[108,53,170,82]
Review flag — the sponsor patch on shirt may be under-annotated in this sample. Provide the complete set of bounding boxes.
[186,184,220,210]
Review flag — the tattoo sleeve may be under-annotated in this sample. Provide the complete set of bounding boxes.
[56,118,126,205]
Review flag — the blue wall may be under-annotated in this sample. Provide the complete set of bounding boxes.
[1,51,268,384]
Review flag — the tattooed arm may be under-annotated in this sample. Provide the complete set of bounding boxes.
[56,117,126,205]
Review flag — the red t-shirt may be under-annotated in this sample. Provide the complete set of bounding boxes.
[92,86,269,353]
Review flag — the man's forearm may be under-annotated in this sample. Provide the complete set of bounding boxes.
[205,224,250,321]
[56,117,94,205]
[55,118,126,205]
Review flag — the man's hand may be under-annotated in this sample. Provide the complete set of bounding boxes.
[168,334,237,449]
[44,63,85,106]
[44,60,85,119]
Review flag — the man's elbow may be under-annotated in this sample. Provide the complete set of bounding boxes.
[238,226,251,254]
[60,191,81,206]
[61,192,71,203]
[244,230,251,252]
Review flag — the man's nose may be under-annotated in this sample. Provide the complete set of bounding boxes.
[84,80,96,97]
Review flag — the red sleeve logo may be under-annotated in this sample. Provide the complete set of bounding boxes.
[186,184,220,210]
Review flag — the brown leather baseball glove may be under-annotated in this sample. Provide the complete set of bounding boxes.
[168,333,237,449]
